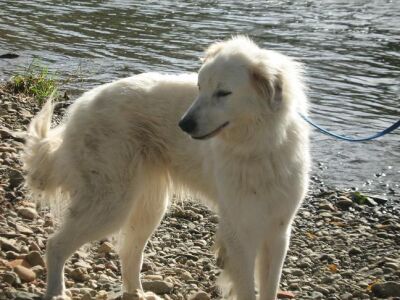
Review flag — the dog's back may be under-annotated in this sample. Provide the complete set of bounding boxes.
[23,73,203,207]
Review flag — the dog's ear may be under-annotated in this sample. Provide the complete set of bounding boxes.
[250,65,283,111]
[201,41,225,62]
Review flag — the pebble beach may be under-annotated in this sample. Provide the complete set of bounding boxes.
[0,83,399,300]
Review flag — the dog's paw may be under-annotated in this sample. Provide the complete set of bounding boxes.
[123,290,162,300]
[43,295,71,300]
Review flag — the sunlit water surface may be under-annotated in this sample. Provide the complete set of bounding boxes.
[0,1,399,198]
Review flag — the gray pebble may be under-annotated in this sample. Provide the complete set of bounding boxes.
[17,207,38,220]
[142,280,173,295]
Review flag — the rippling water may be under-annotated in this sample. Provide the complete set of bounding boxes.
[0,1,399,196]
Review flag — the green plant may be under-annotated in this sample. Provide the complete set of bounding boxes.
[352,191,369,205]
[10,60,59,104]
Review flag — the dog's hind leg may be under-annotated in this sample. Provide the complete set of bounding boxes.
[44,190,136,300]
[119,177,169,294]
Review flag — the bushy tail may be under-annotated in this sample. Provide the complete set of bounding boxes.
[23,97,63,200]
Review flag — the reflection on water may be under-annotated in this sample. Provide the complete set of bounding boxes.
[0,1,399,196]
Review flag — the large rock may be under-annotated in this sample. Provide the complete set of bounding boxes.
[371,281,400,297]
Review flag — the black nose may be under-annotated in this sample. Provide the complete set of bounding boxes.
[179,117,197,133]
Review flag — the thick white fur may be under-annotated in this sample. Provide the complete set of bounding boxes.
[23,37,310,300]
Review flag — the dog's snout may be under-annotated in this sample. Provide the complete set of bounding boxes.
[179,117,197,133]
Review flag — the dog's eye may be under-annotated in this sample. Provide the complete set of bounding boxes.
[215,90,232,98]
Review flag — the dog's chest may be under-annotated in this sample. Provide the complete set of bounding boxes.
[214,155,283,196]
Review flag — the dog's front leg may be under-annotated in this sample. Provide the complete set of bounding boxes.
[217,214,258,300]
[257,226,291,300]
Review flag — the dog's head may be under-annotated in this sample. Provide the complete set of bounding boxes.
[179,36,304,140]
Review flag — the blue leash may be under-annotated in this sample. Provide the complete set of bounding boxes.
[299,113,400,142]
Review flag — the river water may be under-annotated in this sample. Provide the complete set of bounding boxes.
[0,1,399,197]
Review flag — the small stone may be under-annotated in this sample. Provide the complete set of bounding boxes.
[320,276,335,284]
[348,247,362,256]
[25,251,46,267]
[384,262,399,270]
[143,275,163,281]
[365,197,378,206]
[340,292,353,300]
[16,223,34,235]
[0,238,20,252]
[18,107,33,118]
[179,270,193,281]
[98,273,110,282]
[96,290,108,299]
[277,290,295,299]
[105,261,118,272]
[3,271,19,285]
[291,268,304,276]
[20,245,29,254]
[13,291,40,300]
[74,259,92,269]
[141,260,155,272]
[121,291,158,300]
[31,265,45,277]
[8,168,24,188]
[371,268,384,276]
[14,265,36,282]
[98,242,114,253]
[80,293,92,300]
[311,291,324,299]
[371,281,400,297]
[297,258,312,269]
[189,291,211,300]
[142,280,173,295]
[29,241,41,252]
[314,285,330,295]
[336,197,353,210]
[17,207,38,220]
[368,195,388,205]
[70,268,89,282]
[318,201,336,211]
[6,250,21,259]
[209,215,219,223]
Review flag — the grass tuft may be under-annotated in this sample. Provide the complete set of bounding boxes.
[9,60,59,105]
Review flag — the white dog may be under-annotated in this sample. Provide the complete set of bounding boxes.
[23,36,310,300]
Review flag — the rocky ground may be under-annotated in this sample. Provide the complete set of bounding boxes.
[0,83,399,300]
